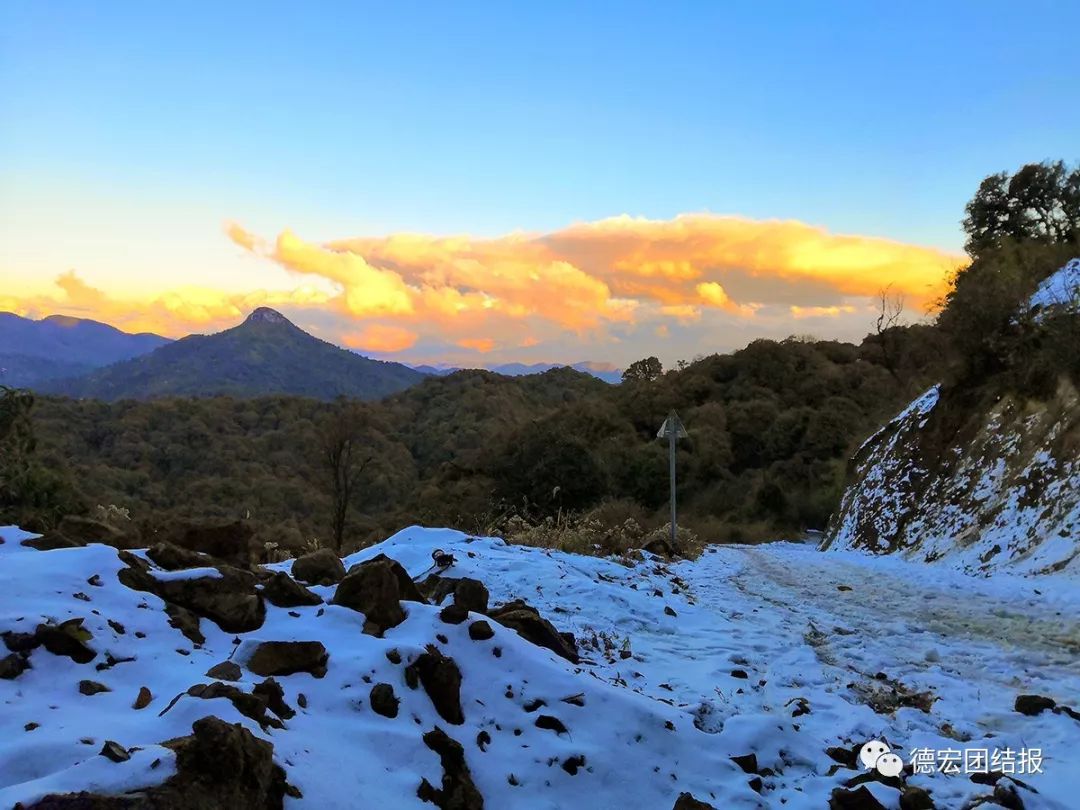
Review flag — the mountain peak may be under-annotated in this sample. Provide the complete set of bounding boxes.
[244,307,292,326]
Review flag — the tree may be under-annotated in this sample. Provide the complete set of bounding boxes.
[318,402,372,552]
[622,356,663,384]
[873,284,905,383]
[963,161,1080,257]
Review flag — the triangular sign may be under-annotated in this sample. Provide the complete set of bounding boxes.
[656,412,687,439]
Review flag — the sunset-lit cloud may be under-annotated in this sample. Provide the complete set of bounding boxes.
[4,213,963,365]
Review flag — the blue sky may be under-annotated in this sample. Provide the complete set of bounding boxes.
[2,1,1077,364]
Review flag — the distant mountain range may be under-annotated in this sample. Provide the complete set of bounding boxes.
[412,361,622,384]
[34,308,426,402]
[1,308,622,400]
[0,312,171,388]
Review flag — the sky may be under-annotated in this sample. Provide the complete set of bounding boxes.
[2,1,1078,368]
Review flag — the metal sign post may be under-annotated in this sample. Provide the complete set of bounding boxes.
[656,411,687,548]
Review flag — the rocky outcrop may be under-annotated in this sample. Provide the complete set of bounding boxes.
[416,727,483,810]
[823,379,1079,576]
[332,555,425,635]
[290,548,345,586]
[150,521,259,567]
[261,571,322,608]
[488,600,579,663]
[245,641,329,678]
[405,647,464,725]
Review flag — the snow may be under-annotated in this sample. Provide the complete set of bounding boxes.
[1029,258,1080,313]
[3,524,1079,809]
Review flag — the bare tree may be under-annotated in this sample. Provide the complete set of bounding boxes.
[874,285,906,383]
[319,402,372,553]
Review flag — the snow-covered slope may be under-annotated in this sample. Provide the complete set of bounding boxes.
[823,375,1079,577]
[1029,258,1080,314]
[3,525,1079,809]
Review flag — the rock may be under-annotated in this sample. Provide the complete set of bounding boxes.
[561,755,586,775]
[899,786,935,810]
[416,727,484,810]
[672,793,716,809]
[133,687,153,710]
[332,556,419,635]
[370,683,400,718]
[147,542,215,571]
[253,678,295,720]
[730,753,759,774]
[99,741,130,763]
[262,572,322,608]
[488,600,579,663]
[291,548,346,586]
[468,620,494,641]
[1015,694,1056,715]
[534,715,569,735]
[166,603,205,645]
[21,534,83,551]
[245,641,329,678]
[35,619,97,664]
[643,536,678,558]
[992,782,1025,810]
[187,682,283,730]
[153,520,259,566]
[119,551,265,634]
[79,680,111,696]
[26,515,142,552]
[439,604,469,625]
[206,661,242,681]
[2,630,39,653]
[829,785,887,810]
[730,669,749,679]
[406,647,464,725]
[0,653,30,679]
[452,578,489,614]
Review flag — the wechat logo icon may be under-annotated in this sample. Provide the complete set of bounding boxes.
[859,740,904,778]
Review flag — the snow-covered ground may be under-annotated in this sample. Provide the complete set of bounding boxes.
[2,525,1078,809]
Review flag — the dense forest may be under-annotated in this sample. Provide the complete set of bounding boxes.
[2,161,1077,556]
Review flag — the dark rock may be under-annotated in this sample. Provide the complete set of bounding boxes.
[246,640,328,678]
[826,745,859,769]
[2,630,39,653]
[153,520,259,566]
[166,603,205,645]
[107,620,125,635]
[672,793,716,810]
[468,620,494,641]
[187,682,282,730]
[297,693,308,709]
[332,556,419,635]
[643,536,678,559]
[561,755,586,775]
[1,653,30,679]
[417,727,484,810]
[829,785,887,810]
[439,604,469,625]
[406,647,463,724]
[664,606,677,617]
[899,786,935,810]
[25,516,142,552]
[730,669,749,679]
[253,678,295,720]
[730,753,759,774]
[79,680,111,696]
[262,572,322,608]
[22,534,84,551]
[354,554,426,603]
[133,687,153,710]
[534,715,569,735]
[370,683,400,718]
[488,600,579,664]
[452,579,489,614]
[992,783,1025,810]
[119,551,265,634]
[35,619,97,664]
[99,741,130,763]
[291,548,346,586]
[386,648,402,664]
[1015,694,1056,715]
[205,661,242,681]
[147,542,215,571]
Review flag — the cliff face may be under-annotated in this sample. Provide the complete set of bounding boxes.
[823,376,1079,576]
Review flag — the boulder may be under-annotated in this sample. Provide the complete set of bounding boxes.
[452,578,489,614]
[1015,694,1056,715]
[245,641,329,678]
[332,555,422,635]
[0,653,30,679]
[416,727,483,810]
[673,794,716,810]
[35,619,97,664]
[829,785,887,810]
[899,786,935,810]
[133,687,153,710]
[488,600,579,664]
[147,542,217,571]
[165,603,205,645]
[262,572,322,608]
[118,551,265,634]
[151,521,259,567]
[79,680,111,696]
[25,515,142,552]
[468,620,494,641]
[369,683,400,718]
[291,548,346,586]
[99,741,130,763]
[406,647,464,725]
[205,661,242,681]
[253,678,295,720]
[187,682,283,730]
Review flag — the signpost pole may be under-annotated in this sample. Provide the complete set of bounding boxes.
[668,425,677,547]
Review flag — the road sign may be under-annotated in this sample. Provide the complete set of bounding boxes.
[657,410,687,548]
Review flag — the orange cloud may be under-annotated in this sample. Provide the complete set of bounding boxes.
[457,337,496,353]
[790,304,859,319]
[343,324,418,353]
